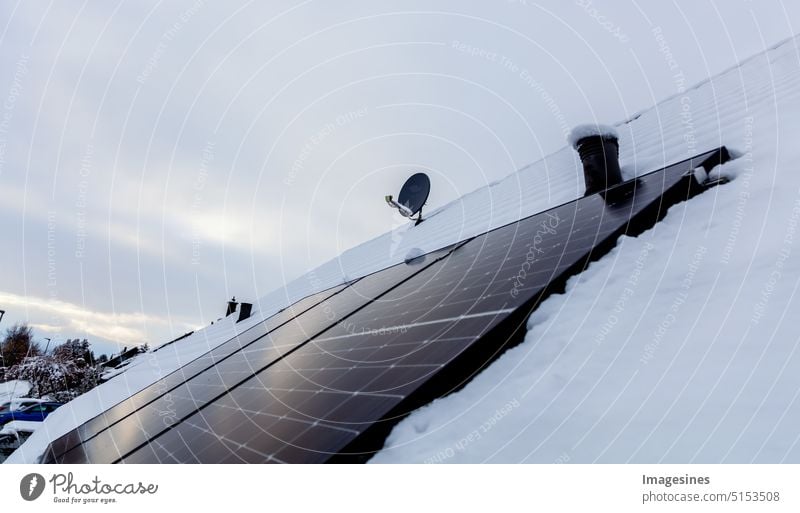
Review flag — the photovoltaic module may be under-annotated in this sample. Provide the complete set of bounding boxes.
[44,147,730,464]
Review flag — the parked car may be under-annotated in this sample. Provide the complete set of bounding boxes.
[0,402,62,426]
[0,420,40,463]
[0,398,46,414]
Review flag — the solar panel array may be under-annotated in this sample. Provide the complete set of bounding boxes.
[45,148,728,464]
[45,245,458,463]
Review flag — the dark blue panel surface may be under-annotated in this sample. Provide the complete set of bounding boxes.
[47,245,456,463]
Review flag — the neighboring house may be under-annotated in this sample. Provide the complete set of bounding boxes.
[101,347,141,370]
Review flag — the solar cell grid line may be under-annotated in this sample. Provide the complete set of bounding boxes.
[42,283,348,462]
[49,244,463,464]
[114,149,722,463]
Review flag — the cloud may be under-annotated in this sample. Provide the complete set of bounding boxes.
[0,290,194,348]
[3,0,799,352]
[28,323,65,333]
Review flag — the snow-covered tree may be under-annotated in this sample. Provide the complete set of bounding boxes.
[52,339,93,365]
[6,356,71,399]
[5,337,102,402]
[5,355,101,402]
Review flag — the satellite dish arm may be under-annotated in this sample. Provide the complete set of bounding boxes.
[385,195,414,217]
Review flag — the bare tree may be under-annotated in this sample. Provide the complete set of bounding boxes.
[0,324,41,371]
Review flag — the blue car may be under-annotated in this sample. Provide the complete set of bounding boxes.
[0,402,62,426]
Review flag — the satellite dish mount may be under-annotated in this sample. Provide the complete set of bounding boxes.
[385,172,431,226]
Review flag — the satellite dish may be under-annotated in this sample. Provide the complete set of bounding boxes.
[385,173,430,225]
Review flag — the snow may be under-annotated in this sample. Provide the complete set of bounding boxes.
[0,381,31,403]
[1,421,41,436]
[372,36,800,463]
[7,34,800,464]
[567,124,620,148]
[404,247,426,263]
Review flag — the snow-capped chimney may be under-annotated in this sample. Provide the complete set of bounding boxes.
[568,124,622,195]
[226,297,238,317]
[237,302,252,322]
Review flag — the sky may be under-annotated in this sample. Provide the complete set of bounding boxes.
[0,0,798,357]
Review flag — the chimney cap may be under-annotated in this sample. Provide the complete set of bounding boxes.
[567,124,619,149]
[237,302,253,323]
[225,297,239,317]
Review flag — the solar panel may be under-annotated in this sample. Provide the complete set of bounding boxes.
[42,284,346,460]
[45,245,457,464]
[46,148,729,464]
[109,149,725,464]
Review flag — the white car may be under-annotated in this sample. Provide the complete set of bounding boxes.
[0,398,45,414]
[0,420,40,462]
[0,420,40,437]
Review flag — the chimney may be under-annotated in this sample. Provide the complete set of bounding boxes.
[237,302,252,322]
[226,297,238,317]
[568,124,622,196]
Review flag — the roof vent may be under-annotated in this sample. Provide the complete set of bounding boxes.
[237,302,252,322]
[568,124,622,196]
[226,297,238,317]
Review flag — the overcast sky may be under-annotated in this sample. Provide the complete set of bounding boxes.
[1,0,798,356]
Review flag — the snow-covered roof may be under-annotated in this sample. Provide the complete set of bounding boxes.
[374,37,800,463]
[8,34,800,464]
[0,381,31,404]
